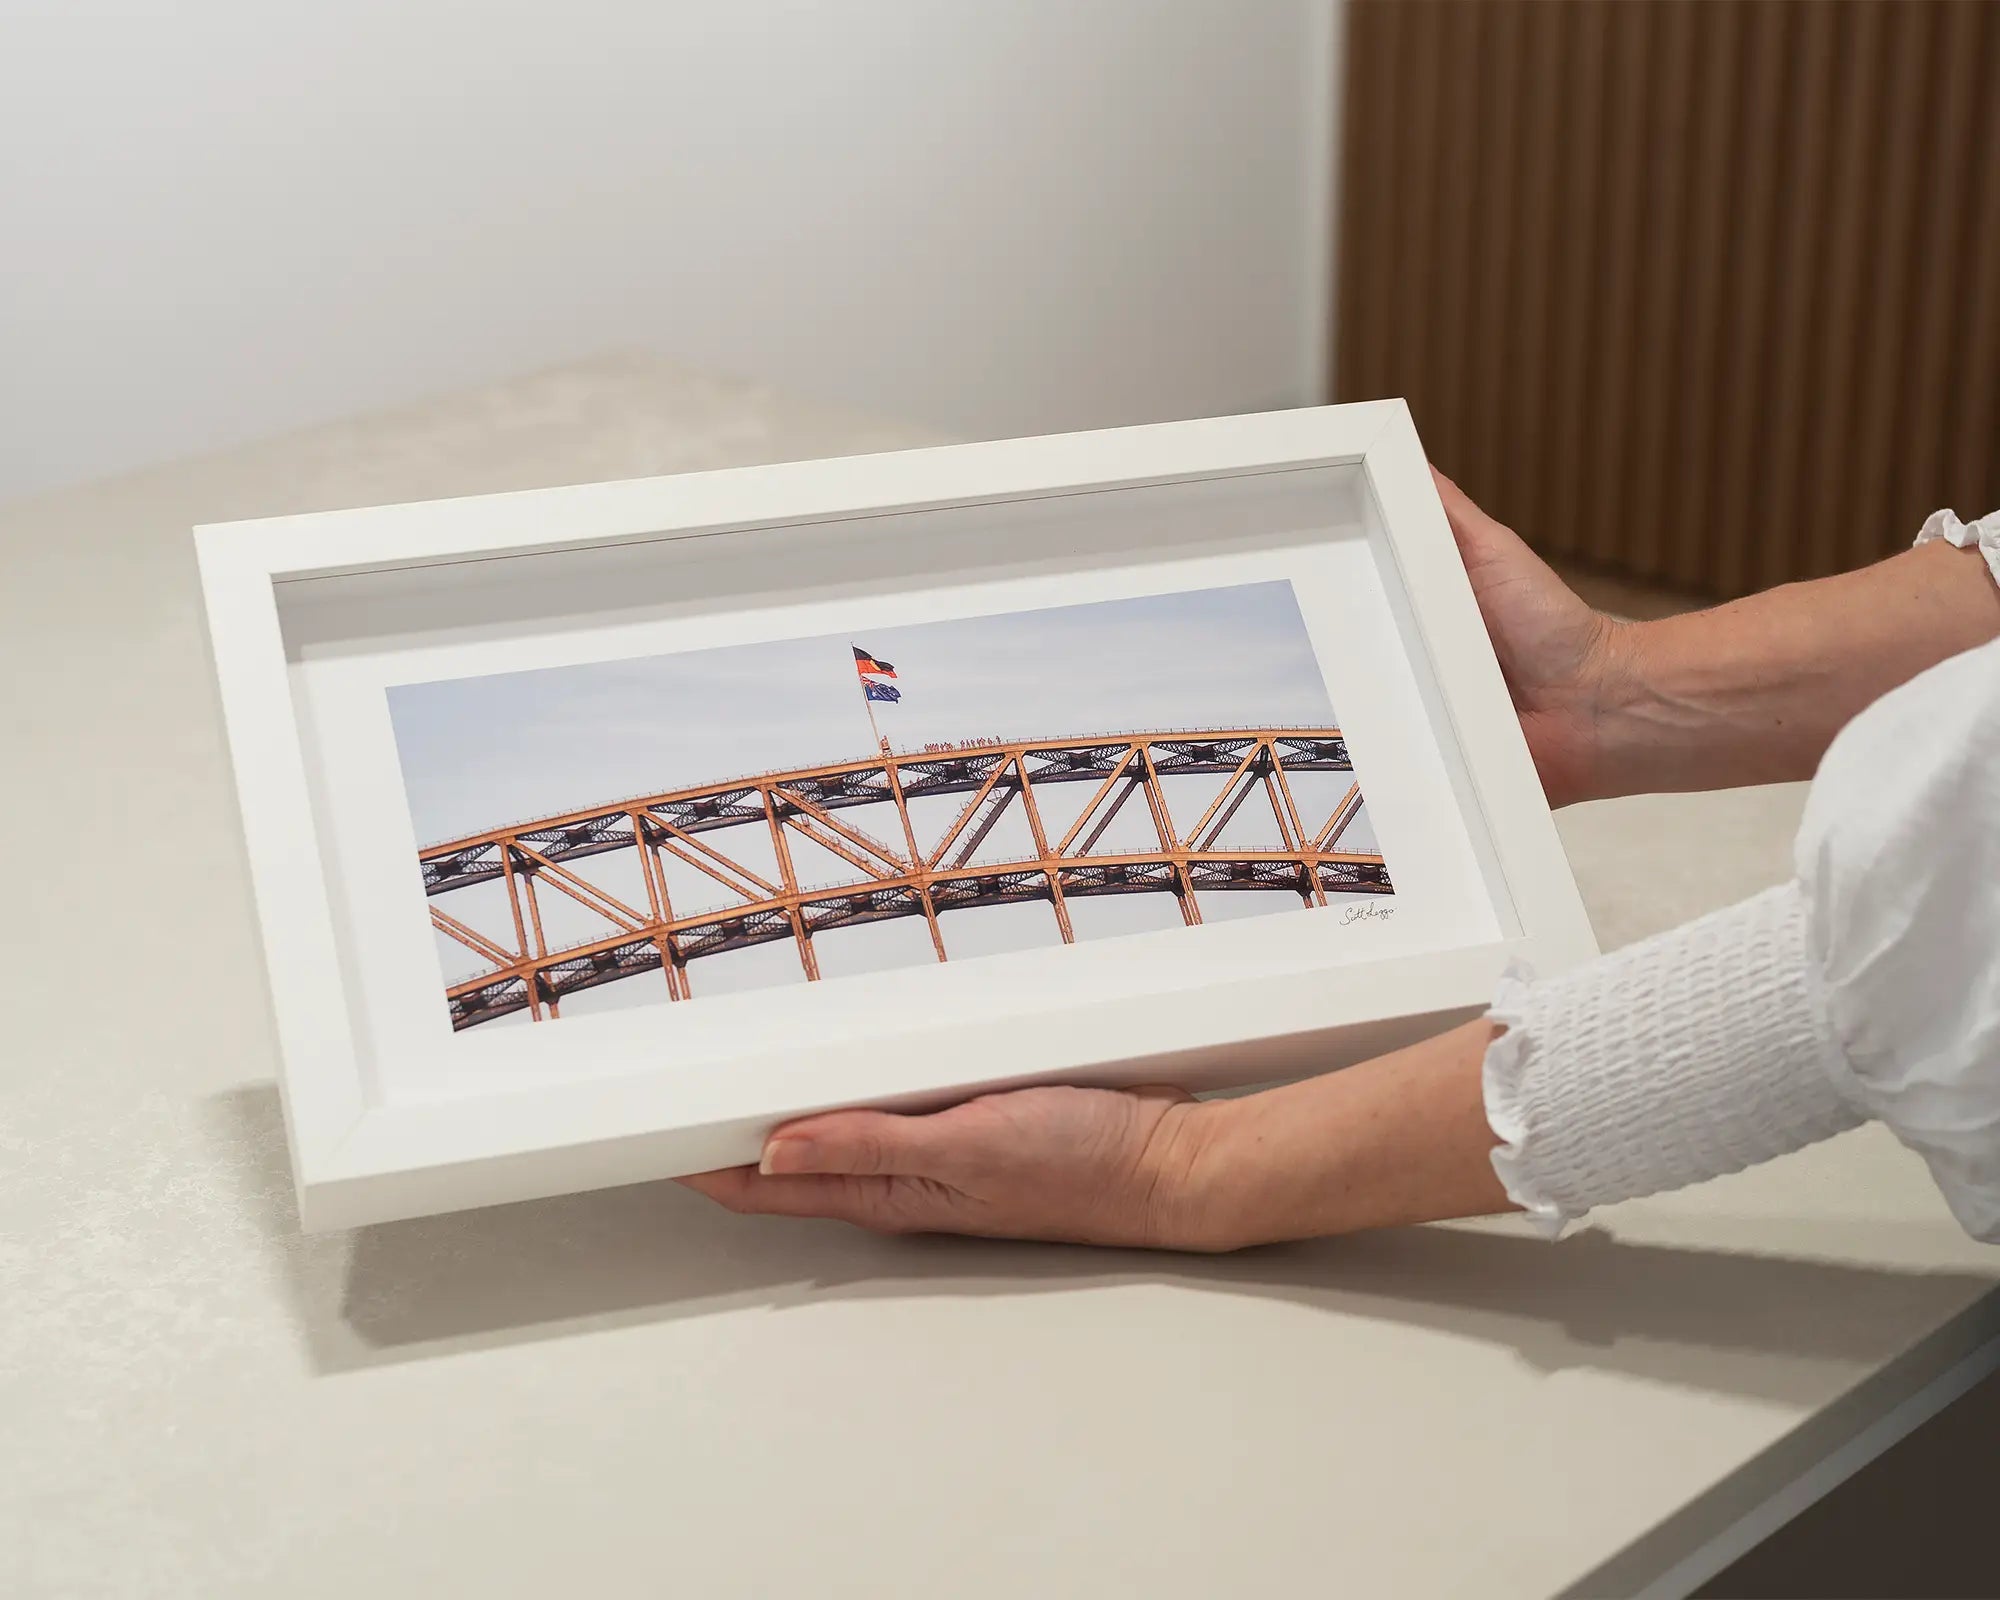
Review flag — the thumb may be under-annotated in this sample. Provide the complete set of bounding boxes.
[1429,463,1469,515]
[1430,465,1498,552]
[759,1109,942,1177]
[1431,464,1558,587]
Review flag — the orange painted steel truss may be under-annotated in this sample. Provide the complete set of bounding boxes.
[421,728,1391,1029]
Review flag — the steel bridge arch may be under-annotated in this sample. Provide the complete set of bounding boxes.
[421,727,1390,1028]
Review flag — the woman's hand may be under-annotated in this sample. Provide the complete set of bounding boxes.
[1434,470,2000,799]
[677,1084,1231,1251]
[679,1021,1516,1250]
[1432,468,1626,808]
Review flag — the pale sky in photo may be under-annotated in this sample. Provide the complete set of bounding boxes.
[389,581,1337,844]
[388,580,1389,1022]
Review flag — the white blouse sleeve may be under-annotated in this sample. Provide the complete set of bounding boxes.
[1916,507,2000,587]
[1485,521,2000,1240]
[1799,634,2000,1235]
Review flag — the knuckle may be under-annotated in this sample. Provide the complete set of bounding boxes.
[846,1134,886,1175]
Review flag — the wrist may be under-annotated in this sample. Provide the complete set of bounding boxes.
[1577,612,1692,801]
[1160,1021,1518,1249]
[1154,1092,1331,1252]
[1141,1096,1272,1252]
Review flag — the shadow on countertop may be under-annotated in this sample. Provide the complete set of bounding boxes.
[207,1084,1999,1417]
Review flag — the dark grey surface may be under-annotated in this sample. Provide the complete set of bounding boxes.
[1698,1365,2000,1599]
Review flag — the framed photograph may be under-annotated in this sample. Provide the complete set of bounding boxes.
[197,402,1597,1230]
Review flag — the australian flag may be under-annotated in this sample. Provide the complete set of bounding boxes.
[864,679,901,704]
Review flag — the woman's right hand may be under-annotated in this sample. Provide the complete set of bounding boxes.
[1431,468,1627,808]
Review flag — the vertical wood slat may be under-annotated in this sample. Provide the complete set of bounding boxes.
[1843,4,1937,575]
[1458,0,1528,508]
[1394,0,1447,442]
[1663,0,1747,592]
[1539,0,1610,565]
[1619,0,1698,581]
[1504,5,1569,557]
[1334,0,2000,600]
[1576,0,1654,573]
[1334,0,1391,409]
[1749,0,1838,597]
[1795,0,1884,587]
[1424,0,1487,473]
[1895,0,1983,554]
[1707,0,1792,598]
[1946,2,2000,525]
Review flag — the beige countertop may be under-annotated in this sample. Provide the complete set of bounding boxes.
[5,355,1995,1599]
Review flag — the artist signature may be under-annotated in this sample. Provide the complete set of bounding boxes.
[1339,903,1396,926]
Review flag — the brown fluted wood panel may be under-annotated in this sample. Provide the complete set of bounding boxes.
[1334,0,2000,598]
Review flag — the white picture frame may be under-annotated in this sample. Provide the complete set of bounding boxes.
[196,401,1597,1231]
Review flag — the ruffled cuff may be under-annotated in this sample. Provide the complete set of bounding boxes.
[1483,965,1570,1238]
[1482,884,1866,1236]
[1914,508,2000,590]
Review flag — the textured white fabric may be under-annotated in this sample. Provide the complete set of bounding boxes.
[1486,514,2000,1239]
[1916,506,2000,588]
[1484,886,1865,1237]
[1801,635,2000,1238]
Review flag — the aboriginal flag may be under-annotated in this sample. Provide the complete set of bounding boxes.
[853,646,896,678]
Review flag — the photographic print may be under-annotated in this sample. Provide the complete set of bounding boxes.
[388,581,1394,1031]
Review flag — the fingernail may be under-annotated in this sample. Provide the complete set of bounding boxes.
[760,1137,818,1176]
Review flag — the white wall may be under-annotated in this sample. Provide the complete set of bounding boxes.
[0,1,1339,505]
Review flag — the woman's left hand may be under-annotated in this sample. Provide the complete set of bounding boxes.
[677,1084,1230,1250]
[679,1020,1516,1252]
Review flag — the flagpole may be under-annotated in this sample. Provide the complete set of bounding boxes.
[854,643,944,966]
[864,689,887,756]
[854,642,890,757]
